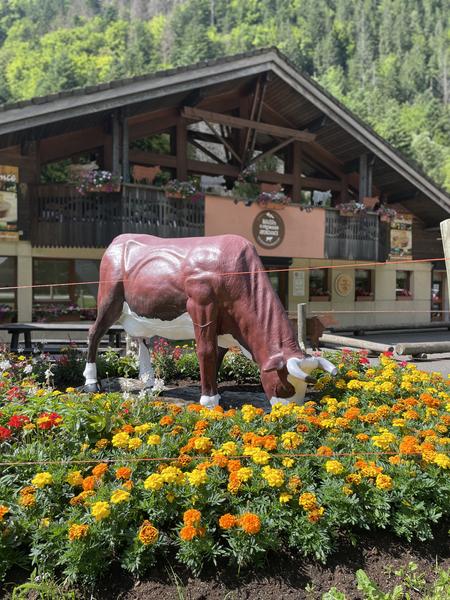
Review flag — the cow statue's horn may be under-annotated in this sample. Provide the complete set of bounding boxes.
[317,356,338,376]
[286,357,317,384]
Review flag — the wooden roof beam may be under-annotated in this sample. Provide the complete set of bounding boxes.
[182,106,316,143]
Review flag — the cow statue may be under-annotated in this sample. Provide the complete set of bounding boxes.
[83,234,337,408]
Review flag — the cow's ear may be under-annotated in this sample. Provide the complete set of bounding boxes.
[262,353,286,372]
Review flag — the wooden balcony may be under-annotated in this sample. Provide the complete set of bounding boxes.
[24,184,204,248]
[324,209,389,261]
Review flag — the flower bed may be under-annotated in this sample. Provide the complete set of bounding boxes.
[0,350,449,584]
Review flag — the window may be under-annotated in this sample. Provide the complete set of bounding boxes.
[0,256,16,322]
[396,270,412,299]
[309,269,330,300]
[33,259,99,320]
[355,269,374,300]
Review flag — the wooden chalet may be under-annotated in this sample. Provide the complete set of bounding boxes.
[0,48,449,326]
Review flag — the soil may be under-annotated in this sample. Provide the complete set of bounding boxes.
[3,528,448,599]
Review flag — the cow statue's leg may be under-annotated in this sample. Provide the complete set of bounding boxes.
[84,263,124,391]
[138,338,155,388]
[187,299,220,408]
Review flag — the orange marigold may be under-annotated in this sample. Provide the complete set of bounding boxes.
[238,512,261,535]
[179,525,197,541]
[115,467,132,480]
[227,472,241,494]
[160,415,174,427]
[121,424,134,434]
[82,476,96,491]
[219,514,238,529]
[399,436,420,455]
[317,445,333,456]
[68,523,89,541]
[183,509,201,526]
[138,520,159,545]
[92,463,108,479]
[227,459,242,472]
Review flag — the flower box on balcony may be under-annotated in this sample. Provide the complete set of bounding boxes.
[396,295,413,301]
[309,295,331,302]
[86,183,121,193]
[356,294,374,301]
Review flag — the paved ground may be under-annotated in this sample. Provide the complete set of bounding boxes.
[324,328,450,376]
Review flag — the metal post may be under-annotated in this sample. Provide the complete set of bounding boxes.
[297,303,307,351]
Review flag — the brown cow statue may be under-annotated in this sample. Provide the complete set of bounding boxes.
[83,234,337,407]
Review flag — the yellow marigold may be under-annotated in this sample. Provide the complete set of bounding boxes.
[95,438,109,449]
[279,492,293,504]
[375,474,393,490]
[183,509,201,526]
[282,457,294,467]
[371,432,396,450]
[92,463,108,479]
[116,467,132,480]
[288,475,302,492]
[91,501,110,521]
[342,485,353,496]
[241,404,260,423]
[219,513,237,529]
[144,473,164,491]
[68,524,89,541]
[433,453,450,469]
[299,492,318,511]
[161,466,185,484]
[193,437,213,453]
[251,448,270,465]
[138,520,159,545]
[281,431,302,449]
[187,469,208,486]
[236,467,253,482]
[422,449,437,462]
[40,518,50,528]
[220,441,238,456]
[238,512,261,534]
[347,380,362,390]
[19,493,35,507]
[0,505,9,521]
[128,437,142,450]
[325,460,344,475]
[112,432,130,448]
[179,525,197,541]
[111,489,131,504]
[147,434,161,446]
[23,423,35,431]
[134,423,152,435]
[66,471,83,487]
[32,472,53,488]
[261,466,284,487]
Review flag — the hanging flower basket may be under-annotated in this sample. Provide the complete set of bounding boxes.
[74,170,122,195]
[337,201,366,218]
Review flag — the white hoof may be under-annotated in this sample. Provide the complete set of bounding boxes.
[200,394,220,409]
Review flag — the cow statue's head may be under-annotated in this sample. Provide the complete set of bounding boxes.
[261,353,338,407]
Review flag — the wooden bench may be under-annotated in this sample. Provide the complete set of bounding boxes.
[0,323,124,353]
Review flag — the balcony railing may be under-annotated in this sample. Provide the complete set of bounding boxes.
[324,209,389,261]
[26,184,204,248]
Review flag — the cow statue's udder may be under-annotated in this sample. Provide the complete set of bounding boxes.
[83,234,337,408]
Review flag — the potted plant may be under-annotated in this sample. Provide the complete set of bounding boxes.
[256,190,291,209]
[232,165,260,205]
[75,170,121,195]
[377,205,397,223]
[355,290,374,301]
[309,291,331,302]
[0,304,16,324]
[164,179,204,201]
[336,201,366,217]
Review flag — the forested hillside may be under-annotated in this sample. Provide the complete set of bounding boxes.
[0,0,449,190]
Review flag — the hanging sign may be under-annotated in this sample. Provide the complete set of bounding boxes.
[252,210,285,249]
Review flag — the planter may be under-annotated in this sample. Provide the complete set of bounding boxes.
[339,210,359,218]
[356,295,374,301]
[257,201,286,210]
[309,295,331,302]
[260,182,282,193]
[396,296,413,301]
[87,184,121,193]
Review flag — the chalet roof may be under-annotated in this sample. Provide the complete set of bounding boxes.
[0,47,449,224]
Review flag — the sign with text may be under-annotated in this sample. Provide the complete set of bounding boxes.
[0,165,18,233]
[390,213,413,260]
[252,210,285,249]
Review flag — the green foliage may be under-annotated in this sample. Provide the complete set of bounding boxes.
[0,0,448,188]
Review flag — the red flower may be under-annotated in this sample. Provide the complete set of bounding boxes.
[6,386,26,401]
[37,412,62,429]
[7,414,30,428]
[359,357,370,365]
[0,426,12,440]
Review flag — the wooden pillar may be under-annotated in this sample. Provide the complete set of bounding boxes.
[359,153,368,203]
[341,173,349,203]
[121,110,130,183]
[112,111,120,177]
[175,118,188,180]
[292,142,302,203]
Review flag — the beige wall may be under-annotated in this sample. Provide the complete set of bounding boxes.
[288,257,432,328]
[205,195,326,259]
